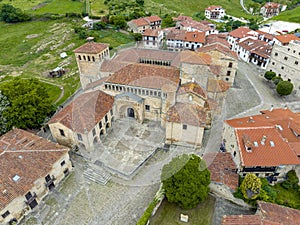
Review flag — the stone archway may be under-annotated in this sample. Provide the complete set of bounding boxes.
[127,108,135,118]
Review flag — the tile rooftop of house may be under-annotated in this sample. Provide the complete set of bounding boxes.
[0,128,68,211]
[225,108,300,167]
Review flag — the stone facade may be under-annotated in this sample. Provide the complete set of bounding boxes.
[267,41,300,93]
[74,42,110,89]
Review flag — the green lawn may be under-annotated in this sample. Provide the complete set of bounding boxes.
[29,0,84,15]
[1,0,84,15]
[91,0,253,19]
[90,0,108,16]
[0,0,45,11]
[272,6,300,23]
[149,195,215,225]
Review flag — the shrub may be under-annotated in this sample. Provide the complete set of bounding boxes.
[276,80,294,96]
[264,71,276,81]
[272,76,283,85]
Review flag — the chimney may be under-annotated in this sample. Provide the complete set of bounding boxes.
[270,105,273,111]
[261,135,267,145]
[248,116,254,123]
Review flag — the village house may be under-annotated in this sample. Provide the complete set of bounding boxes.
[267,40,300,94]
[260,2,281,18]
[173,15,218,35]
[222,201,300,224]
[142,28,164,49]
[127,15,162,34]
[205,6,226,20]
[222,108,300,183]
[48,90,114,151]
[0,129,71,224]
[236,38,272,69]
[273,33,300,46]
[227,27,258,52]
[165,29,206,51]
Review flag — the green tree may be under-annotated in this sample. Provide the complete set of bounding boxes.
[276,80,294,96]
[1,78,55,130]
[161,154,210,209]
[264,71,276,81]
[161,14,175,28]
[241,173,262,200]
[0,4,31,23]
[0,91,10,134]
[272,76,283,85]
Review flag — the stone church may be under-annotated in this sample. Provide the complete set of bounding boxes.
[48,41,237,151]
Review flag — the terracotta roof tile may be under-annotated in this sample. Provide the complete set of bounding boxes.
[198,43,238,59]
[229,27,253,39]
[143,28,160,37]
[206,5,223,11]
[226,108,300,167]
[263,2,280,8]
[207,78,230,92]
[73,42,109,54]
[258,201,300,224]
[275,34,300,45]
[222,215,262,225]
[167,102,207,126]
[129,15,161,27]
[49,90,114,133]
[178,82,207,99]
[203,152,239,190]
[0,129,68,211]
[184,31,206,43]
[105,64,180,90]
[145,15,161,23]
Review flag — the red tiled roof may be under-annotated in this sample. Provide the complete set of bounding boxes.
[238,38,272,58]
[130,18,149,27]
[275,34,300,44]
[206,5,223,11]
[222,214,262,225]
[226,108,300,167]
[229,27,253,39]
[263,2,280,8]
[143,28,160,37]
[0,129,68,211]
[172,50,211,66]
[206,34,230,47]
[178,82,207,99]
[167,102,207,127]
[105,64,180,90]
[258,201,300,224]
[198,43,238,59]
[207,78,230,92]
[129,15,161,27]
[73,42,109,54]
[146,15,161,23]
[203,152,239,190]
[49,90,114,133]
[184,31,206,43]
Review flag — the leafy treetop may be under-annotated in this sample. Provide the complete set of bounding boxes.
[161,154,210,209]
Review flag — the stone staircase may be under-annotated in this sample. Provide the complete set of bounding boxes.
[83,164,111,185]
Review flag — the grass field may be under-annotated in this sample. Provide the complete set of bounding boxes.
[272,6,300,23]
[0,16,134,105]
[1,0,84,14]
[90,0,253,19]
[149,195,215,225]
